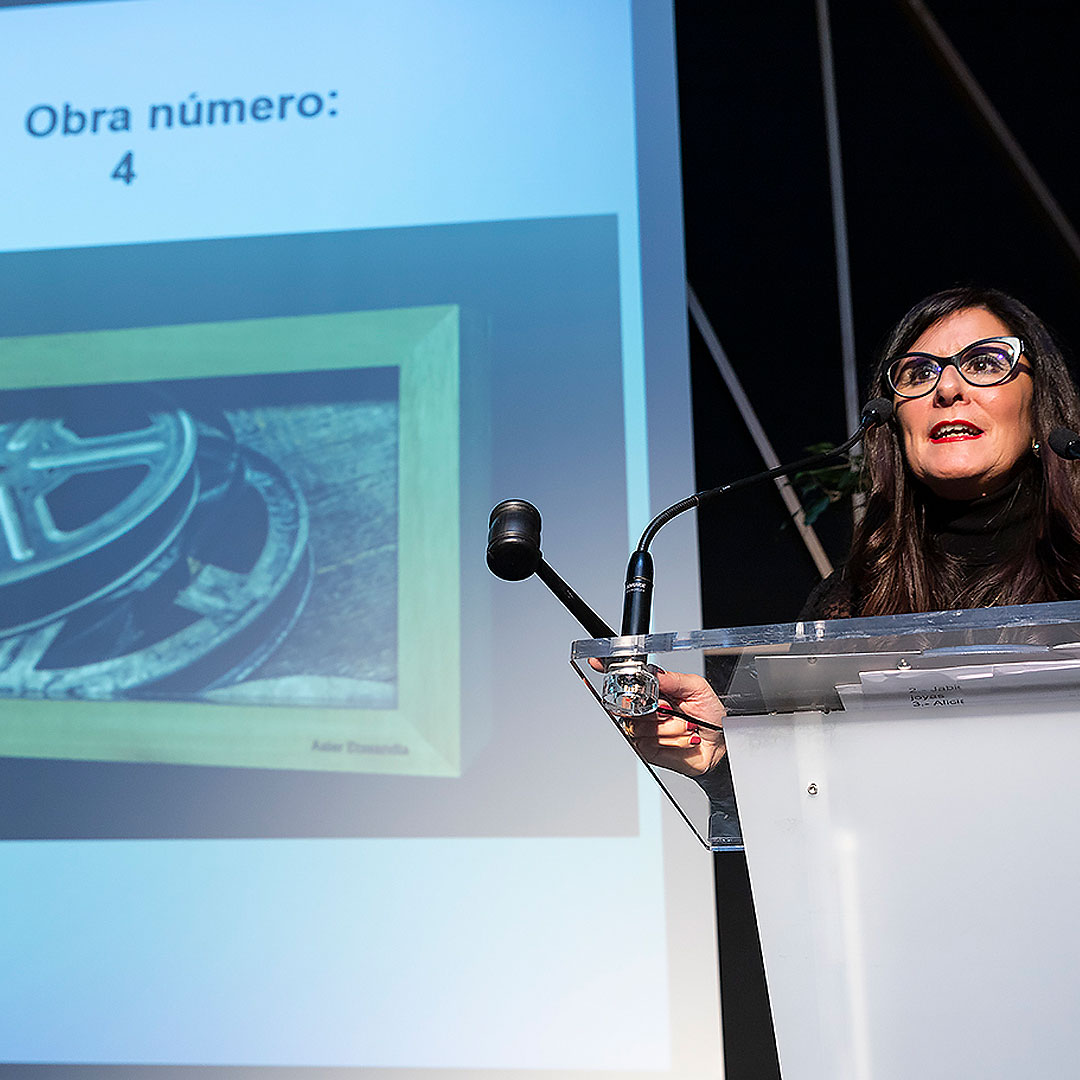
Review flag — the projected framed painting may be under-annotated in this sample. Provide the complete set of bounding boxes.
[0,305,462,777]
[0,212,629,842]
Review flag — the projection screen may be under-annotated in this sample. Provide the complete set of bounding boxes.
[0,1,721,1076]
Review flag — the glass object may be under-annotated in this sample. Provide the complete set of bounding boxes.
[601,658,660,718]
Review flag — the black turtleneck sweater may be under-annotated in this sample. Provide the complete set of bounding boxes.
[799,472,1038,620]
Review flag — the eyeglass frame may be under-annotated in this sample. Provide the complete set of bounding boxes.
[886,335,1027,399]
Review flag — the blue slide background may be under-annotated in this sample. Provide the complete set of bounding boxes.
[0,1,720,1075]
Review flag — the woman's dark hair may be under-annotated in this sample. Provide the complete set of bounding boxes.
[849,285,1080,615]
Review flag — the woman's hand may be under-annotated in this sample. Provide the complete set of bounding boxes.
[624,669,726,778]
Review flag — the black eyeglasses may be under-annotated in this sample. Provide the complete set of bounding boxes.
[887,336,1026,399]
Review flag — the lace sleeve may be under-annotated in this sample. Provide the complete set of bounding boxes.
[798,567,855,621]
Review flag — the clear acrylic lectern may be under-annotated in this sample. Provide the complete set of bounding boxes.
[572,599,1080,1080]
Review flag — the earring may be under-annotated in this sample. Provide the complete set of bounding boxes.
[1032,437,1042,458]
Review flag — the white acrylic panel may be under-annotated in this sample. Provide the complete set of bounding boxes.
[724,692,1080,1080]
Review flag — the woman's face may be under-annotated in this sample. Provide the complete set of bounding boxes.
[893,307,1034,500]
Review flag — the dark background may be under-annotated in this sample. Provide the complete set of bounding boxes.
[675,3,1080,1075]
[677,0,1080,629]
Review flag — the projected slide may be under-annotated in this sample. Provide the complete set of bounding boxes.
[0,2,722,1076]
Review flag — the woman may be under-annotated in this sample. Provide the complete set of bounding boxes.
[805,285,1080,619]
[639,285,1080,788]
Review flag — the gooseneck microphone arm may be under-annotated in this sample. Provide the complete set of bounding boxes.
[636,397,893,554]
[619,397,894,639]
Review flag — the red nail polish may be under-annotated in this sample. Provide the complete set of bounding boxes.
[686,722,699,733]
[689,735,701,746]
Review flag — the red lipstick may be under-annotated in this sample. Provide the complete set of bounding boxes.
[929,420,983,443]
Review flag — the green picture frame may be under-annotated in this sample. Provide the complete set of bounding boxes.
[0,305,462,776]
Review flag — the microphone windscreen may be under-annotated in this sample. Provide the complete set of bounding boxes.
[486,499,543,580]
[861,397,894,426]
[1048,427,1080,460]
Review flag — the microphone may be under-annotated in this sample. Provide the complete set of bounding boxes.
[606,397,894,716]
[859,397,894,428]
[1048,427,1080,460]
[487,499,616,640]
[620,397,893,633]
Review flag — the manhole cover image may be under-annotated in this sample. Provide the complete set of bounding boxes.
[0,381,395,706]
